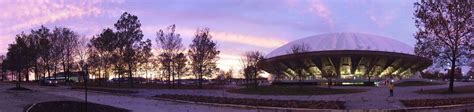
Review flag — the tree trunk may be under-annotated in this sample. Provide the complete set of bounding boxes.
[167,64,171,89]
[449,58,456,93]
[25,68,29,82]
[328,77,332,88]
[177,73,181,86]
[34,63,38,82]
[368,76,371,82]
[98,67,102,86]
[128,64,133,88]
[62,62,67,85]
[299,70,303,88]
[47,64,51,78]
[17,71,21,88]
[198,73,203,89]
[54,66,58,84]
[253,70,258,88]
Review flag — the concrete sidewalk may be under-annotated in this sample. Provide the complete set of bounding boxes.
[24,84,273,112]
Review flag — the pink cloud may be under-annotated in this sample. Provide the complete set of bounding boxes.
[284,0,334,28]
[367,10,397,28]
[362,1,405,29]
[176,28,288,48]
[0,0,121,32]
[308,0,334,27]
[0,0,123,54]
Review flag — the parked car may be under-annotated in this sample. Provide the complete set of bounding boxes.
[40,78,58,86]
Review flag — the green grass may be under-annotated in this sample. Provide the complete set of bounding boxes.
[417,85,474,94]
[394,81,445,87]
[227,86,366,95]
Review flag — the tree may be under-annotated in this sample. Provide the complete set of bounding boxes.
[31,26,53,79]
[156,24,184,88]
[0,55,5,81]
[114,12,150,87]
[89,28,116,85]
[414,0,473,93]
[174,53,188,85]
[241,51,264,88]
[288,43,311,88]
[52,27,79,84]
[321,66,336,88]
[188,28,220,89]
[225,68,234,81]
[4,33,36,88]
[140,57,158,83]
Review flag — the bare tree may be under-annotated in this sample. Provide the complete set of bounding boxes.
[241,51,264,88]
[188,28,220,89]
[174,53,188,85]
[288,43,311,88]
[52,27,79,84]
[156,24,184,88]
[414,0,473,93]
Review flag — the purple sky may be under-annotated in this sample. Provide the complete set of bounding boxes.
[0,0,418,72]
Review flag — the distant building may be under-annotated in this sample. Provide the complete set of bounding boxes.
[49,71,86,82]
[261,33,432,83]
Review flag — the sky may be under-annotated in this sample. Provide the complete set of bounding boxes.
[0,0,419,74]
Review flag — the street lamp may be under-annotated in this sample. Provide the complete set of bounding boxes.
[80,61,89,112]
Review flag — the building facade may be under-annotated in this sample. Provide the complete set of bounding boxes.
[261,33,432,82]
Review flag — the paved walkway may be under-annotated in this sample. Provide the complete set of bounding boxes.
[0,82,81,112]
[135,82,474,109]
[3,81,474,111]
[21,84,274,112]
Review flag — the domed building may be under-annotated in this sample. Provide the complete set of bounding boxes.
[261,33,432,84]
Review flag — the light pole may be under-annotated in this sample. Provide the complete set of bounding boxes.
[81,62,89,112]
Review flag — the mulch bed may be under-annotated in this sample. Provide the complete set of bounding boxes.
[401,97,474,107]
[227,86,366,95]
[155,94,345,109]
[394,81,444,87]
[71,86,138,94]
[416,85,474,94]
[7,86,31,91]
[25,101,129,112]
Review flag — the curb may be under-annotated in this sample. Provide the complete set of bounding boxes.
[24,103,37,112]
[386,102,474,111]
[153,97,344,111]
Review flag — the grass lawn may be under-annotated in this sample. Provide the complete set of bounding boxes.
[72,82,223,90]
[401,97,474,107]
[394,81,445,87]
[417,85,474,94]
[26,101,129,112]
[71,86,139,94]
[227,86,366,95]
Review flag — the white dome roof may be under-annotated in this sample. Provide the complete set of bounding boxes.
[266,32,414,58]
